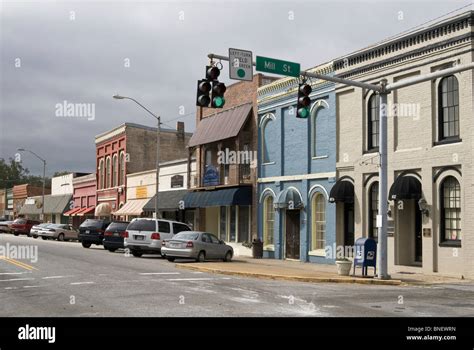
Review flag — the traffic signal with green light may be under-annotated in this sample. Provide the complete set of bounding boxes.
[211,81,226,108]
[296,83,312,118]
[196,79,211,107]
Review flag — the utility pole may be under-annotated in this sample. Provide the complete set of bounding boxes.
[207,51,474,279]
[113,95,162,219]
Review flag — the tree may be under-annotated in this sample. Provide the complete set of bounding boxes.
[0,157,51,189]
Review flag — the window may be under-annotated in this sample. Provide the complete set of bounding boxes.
[440,176,461,242]
[105,157,111,188]
[202,233,211,243]
[229,206,236,241]
[263,196,274,246]
[119,152,126,186]
[98,159,105,189]
[367,94,379,151]
[158,221,171,233]
[112,154,118,187]
[219,206,227,241]
[209,234,220,244]
[173,223,190,234]
[312,106,328,157]
[261,114,274,163]
[369,182,379,239]
[238,206,250,243]
[311,193,326,250]
[241,143,251,177]
[438,75,459,140]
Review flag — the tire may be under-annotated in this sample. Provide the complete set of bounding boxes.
[82,242,92,248]
[33,235,38,239]
[196,251,205,263]
[42,237,48,240]
[131,250,143,258]
[13,233,19,236]
[223,251,233,262]
[57,233,65,241]
[167,257,175,262]
[108,248,117,253]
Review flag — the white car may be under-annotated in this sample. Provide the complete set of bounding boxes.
[124,218,191,258]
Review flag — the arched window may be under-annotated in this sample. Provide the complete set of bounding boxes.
[105,157,111,189]
[440,176,461,242]
[367,94,379,151]
[98,159,104,190]
[368,182,379,239]
[311,193,326,250]
[112,154,118,187]
[312,105,328,157]
[438,75,459,140]
[119,152,126,186]
[261,114,275,164]
[263,196,274,247]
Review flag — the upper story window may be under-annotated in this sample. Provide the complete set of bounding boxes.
[98,159,104,189]
[438,75,460,141]
[312,101,329,158]
[260,113,275,164]
[112,154,118,187]
[440,176,461,243]
[367,94,379,151]
[119,152,125,186]
[105,157,111,188]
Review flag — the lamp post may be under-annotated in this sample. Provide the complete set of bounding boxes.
[17,148,46,221]
[113,95,161,219]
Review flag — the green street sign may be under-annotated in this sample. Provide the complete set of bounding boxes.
[256,56,300,77]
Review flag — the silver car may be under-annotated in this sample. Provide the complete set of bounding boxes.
[37,224,79,241]
[0,221,13,233]
[30,223,53,239]
[161,231,233,262]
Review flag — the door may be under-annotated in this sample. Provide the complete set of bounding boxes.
[414,204,422,262]
[285,210,300,259]
[344,203,355,249]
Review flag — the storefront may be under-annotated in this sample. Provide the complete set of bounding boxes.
[18,194,72,224]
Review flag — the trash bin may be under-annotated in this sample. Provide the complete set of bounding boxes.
[252,238,263,259]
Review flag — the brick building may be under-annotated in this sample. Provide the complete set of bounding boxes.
[64,173,97,227]
[12,184,49,218]
[94,122,191,217]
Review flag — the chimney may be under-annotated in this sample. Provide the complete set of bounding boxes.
[177,121,184,139]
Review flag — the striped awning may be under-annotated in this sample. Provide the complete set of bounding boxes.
[112,199,149,216]
[76,207,95,216]
[64,207,82,216]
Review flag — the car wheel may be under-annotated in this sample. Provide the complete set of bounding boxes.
[167,257,175,262]
[57,233,65,241]
[108,248,117,253]
[223,251,232,262]
[42,237,48,240]
[81,242,92,248]
[131,251,143,258]
[13,233,19,236]
[33,235,38,239]
[196,251,205,263]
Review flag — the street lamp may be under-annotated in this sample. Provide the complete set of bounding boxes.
[17,148,46,221]
[113,95,161,219]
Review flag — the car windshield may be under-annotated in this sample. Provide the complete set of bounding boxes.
[173,232,199,241]
[127,220,156,232]
[106,222,129,231]
[14,219,26,224]
[80,219,104,229]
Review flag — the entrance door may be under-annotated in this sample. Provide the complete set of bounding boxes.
[414,204,422,262]
[285,210,300,259]
[344,203,355,248]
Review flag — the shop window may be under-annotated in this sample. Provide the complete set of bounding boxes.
[311,193,326,250]
[238,206,250,243]
[440,176,461,242]
[369,182,379,239]
[263,196,274,247]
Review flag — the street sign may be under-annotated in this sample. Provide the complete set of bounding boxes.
[256,56,300,77]
[229,48,253,81]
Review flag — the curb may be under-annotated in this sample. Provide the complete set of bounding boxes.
[175,264,403,286]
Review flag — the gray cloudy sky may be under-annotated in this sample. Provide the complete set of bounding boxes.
[1,0,472,176]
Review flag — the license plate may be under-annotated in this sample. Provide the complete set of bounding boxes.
[134,235,145,241]
[85,230,90,234]
[113,232,120,237]
[170,243,179,248]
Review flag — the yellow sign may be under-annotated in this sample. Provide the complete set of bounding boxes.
[135,186,148,199]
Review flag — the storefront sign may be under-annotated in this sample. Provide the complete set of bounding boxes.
[136,186,148,199]
[203,165,219,186]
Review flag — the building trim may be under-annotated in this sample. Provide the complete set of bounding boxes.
[258,172,336,183]
[433,166,462,182]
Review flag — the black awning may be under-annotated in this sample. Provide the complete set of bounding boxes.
[143,190,188,212]
[389,176,422,200]
[182,187,252,208]
[329,180,354,203]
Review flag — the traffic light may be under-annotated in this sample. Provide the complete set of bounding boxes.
[211,81,226,108]
[206,65,220,81]
[296,83,312,118]
[196,79,211,107]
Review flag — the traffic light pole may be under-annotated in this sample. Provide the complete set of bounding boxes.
[207,51,474,280]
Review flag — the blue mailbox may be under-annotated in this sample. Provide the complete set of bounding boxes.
[352,237,377,277]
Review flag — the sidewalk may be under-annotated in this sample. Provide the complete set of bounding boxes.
[175,257,472,286]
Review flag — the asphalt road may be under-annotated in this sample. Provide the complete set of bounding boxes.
[1,234,474,317]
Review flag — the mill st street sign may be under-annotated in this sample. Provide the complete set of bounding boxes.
[256,56,300,77]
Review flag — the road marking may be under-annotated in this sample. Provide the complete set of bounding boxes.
[23,285,41,289]
[0,278,35,282]
[192,271,204,274]
[0,272,29,275]
[0,257,38,271]
[4,287,18,290]
[42,275,73,280]
[166,277,231,281]
[70,281,95,285]
[139,272,180,275]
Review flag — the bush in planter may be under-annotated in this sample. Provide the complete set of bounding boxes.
[335,258,352,276]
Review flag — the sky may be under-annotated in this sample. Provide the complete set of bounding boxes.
[1,0,472,177]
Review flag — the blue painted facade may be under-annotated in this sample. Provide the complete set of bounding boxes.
[257,65,337,264]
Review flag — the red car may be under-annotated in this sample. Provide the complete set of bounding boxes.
[10,218,42,236]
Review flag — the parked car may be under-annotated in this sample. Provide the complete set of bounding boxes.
[124,218,191,258]
[0,220,14,233]
[161,231,233,262]
[103,221,130,252]
[37,224,79,241]
[30,223,54,238]
[10,218,41,236]
[78,219,110,248]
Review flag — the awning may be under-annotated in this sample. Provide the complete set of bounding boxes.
[19,194,72,215]
[275,188,304,209]
[76,207,95,216]
[143,190,188,212]
[112,199,149,216]
[182,187,252,208]
[63,207,82,216]
[389,176,422,200]
[329,180,354,203]
[95,203,112,217]
[188,103,252,147]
